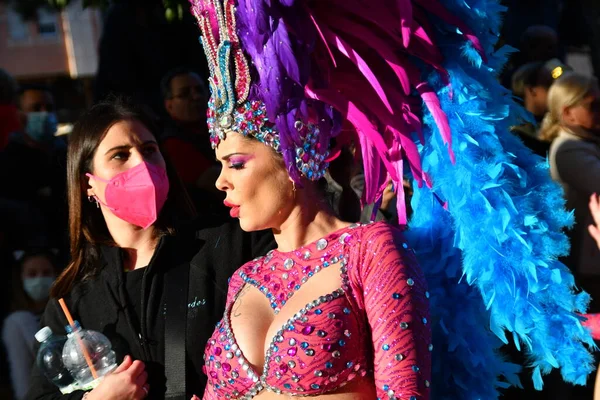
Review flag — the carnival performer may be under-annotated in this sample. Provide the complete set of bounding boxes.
[189,0,596,399]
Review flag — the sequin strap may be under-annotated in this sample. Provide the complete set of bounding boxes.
[238,227,355,314]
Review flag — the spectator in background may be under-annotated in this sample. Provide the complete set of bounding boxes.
[2,250,58,400]
[542,73,600,312]
[501,25,561,89]
[581,0,600,80]
[520,25,560,64]
[510,59,570,156]
[94,1,209,115]
[160,67,225,217]
[160,67,211,181]
[15,85,65,153]
[0,68,21,152]
[0,85,68,249]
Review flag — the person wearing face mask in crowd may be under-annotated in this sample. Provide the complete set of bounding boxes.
[18,86,62,147]
[25,97,274,400]
[0,85,68,249]
[2,250,58,400]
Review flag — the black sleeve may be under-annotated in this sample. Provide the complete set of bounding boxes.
[194,219,275,263]
[249,229,276,259]
[24,299,85,400]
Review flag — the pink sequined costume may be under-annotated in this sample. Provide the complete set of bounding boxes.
[582,314,600,340]
[202,222,431,399]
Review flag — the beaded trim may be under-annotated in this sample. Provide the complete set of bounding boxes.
[239,233,351,314]
[259,289,368,397]
[206,97,330,181]
[192,0,250,129]
[207,98,280,152]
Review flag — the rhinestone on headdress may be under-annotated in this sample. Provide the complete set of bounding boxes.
[207,98,281,152]
[192,0,250,130]
[192,0,330,182]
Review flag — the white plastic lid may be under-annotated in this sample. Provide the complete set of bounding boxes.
[35,326,53,343]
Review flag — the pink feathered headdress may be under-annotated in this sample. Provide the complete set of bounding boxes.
[189,0,484,223]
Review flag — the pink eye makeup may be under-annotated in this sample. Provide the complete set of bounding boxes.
[228,155,254,169]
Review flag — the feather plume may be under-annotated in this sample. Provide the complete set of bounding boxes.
[191,1,596,398]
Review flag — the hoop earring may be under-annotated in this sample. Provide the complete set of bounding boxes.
[88,195,100,208]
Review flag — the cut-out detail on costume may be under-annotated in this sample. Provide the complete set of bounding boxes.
[202,222,431,399]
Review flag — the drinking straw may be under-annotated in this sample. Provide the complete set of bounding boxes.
[58,298,99,380]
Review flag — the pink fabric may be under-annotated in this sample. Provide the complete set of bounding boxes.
[202,222,431,399]
[86,162,169,229]
[582,314,600,341]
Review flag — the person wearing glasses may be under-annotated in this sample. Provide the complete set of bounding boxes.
[159,67,225,218]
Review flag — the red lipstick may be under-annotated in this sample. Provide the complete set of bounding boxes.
[224,201,240,218]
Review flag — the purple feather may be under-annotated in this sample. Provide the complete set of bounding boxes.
[191,0,479,204]
[272,18,300,83]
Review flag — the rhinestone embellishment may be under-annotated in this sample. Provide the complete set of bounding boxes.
[316,238,328,251]
[203,223,369,398]
[284,258,294,270]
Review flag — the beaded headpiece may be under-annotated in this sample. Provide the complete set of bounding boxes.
[191,0,329,181]
[189,0,481,220]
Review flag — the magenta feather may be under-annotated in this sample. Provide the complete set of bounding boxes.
[388,138,407,224]
[191,0,486,219]
[326,15,411,95]
[417,82,455,163]
[306,8,337,68]
[305,86,398,179]
[320,26,394,114]
[415,0,486,60]
[333,75,428,191]
[397,0,413,48]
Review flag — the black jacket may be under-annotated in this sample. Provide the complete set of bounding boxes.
[25,219,274,400]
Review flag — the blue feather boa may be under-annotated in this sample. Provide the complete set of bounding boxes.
[406,0,597,398]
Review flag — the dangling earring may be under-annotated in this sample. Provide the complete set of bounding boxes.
[88,195,99,208]
[292,182,296,193]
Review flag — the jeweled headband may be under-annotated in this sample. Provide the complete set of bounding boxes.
[190,0,329,181]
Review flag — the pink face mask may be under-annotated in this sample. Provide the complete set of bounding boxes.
[86,162,170,229]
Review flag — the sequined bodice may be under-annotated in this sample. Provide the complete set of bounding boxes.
[202,222,432,400]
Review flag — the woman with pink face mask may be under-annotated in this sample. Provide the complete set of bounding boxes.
[25,98,275,400]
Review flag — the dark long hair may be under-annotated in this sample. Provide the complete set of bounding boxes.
[51,97,196,298]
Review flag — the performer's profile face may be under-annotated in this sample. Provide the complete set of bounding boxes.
[214,131,295,232]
